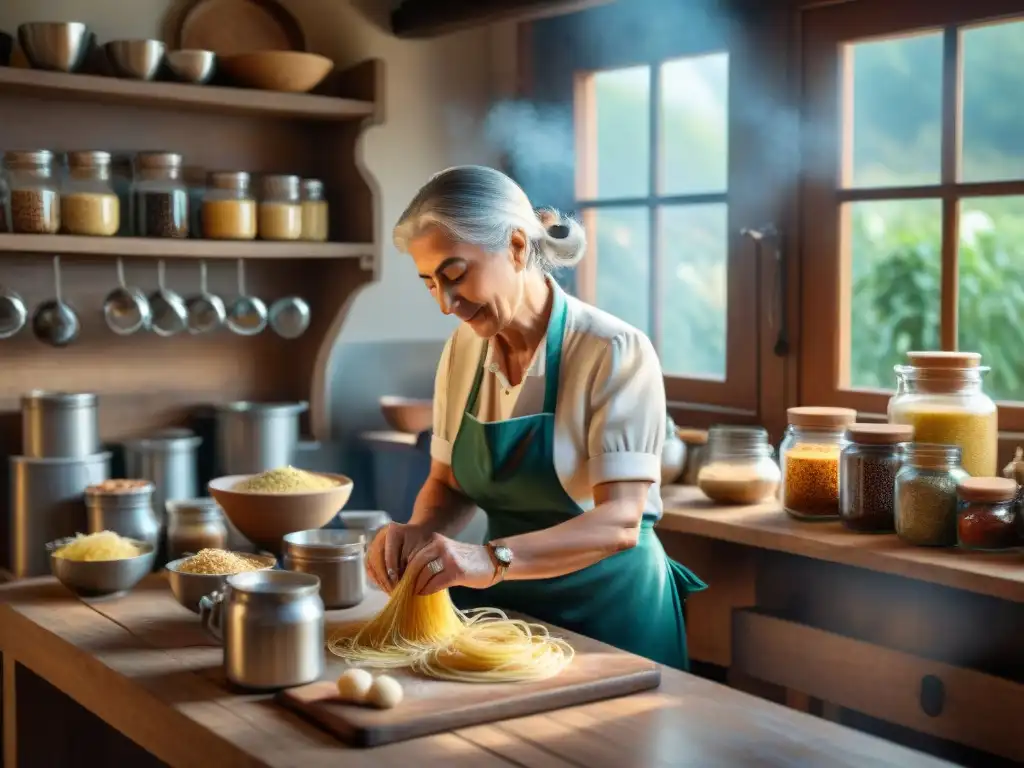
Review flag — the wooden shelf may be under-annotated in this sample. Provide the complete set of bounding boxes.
[0,66,375,122]
[0,234,374,260]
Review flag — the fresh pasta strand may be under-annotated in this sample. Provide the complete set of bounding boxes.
[326,573,574,682]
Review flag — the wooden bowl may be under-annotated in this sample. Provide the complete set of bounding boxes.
[379,396,432,435]
[208,472,354,553]
[218,51,332,93]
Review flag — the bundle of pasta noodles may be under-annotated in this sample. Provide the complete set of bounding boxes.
[327,573,573,682]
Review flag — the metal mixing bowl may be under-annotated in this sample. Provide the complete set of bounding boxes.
[166,49,216,84]
[47,538,156,597]
[17,22,92,73]
[105,39,165,81]
[165,552,276,613]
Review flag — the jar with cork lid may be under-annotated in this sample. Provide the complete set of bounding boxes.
[134,152,189,238]
[894,443,968,547]
[839,423,913,533]
[4,150,60,234]
[956,477,1019,551]
[697,425,780,505]
[300,178,329,241]
[61,151,120,237]
[780,406,857,520]
[202,171,257,240]
[258,174,302,241]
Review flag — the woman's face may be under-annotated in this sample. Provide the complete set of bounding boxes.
[409,226,529,338]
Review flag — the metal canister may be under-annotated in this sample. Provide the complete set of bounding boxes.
[214,401,308,475]
[282,529,365,609]
[85,479,160,551]
[199,570,323,690]
[122,430,202,526]
[21,390,99,458]
[166,497,228,562]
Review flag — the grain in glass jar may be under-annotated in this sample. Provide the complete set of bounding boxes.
[4,150,60,234]
[780,406,857,520]
[956,477,1019,552]
[166,497,229,562]
[888,351,997,477]
[839,423,912,533]
[894,443,969,547]
[61,151,120,236]
[697,425,780,505]
[300,178,328,241]
[258,174,301,241]
[202,171,256,240]
[134,152,189,238]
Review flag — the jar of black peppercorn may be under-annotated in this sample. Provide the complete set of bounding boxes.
[840,423,912,533]
[133,152,189,238]
[4,150,60,234]
[956,477,1019,552]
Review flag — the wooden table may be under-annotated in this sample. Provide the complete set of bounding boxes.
[0,576,948,768]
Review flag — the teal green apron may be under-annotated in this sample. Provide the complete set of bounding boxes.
[448,282,707,670]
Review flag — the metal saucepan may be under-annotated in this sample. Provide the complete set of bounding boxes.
[32,255,80,347]
[103,257,151,335]
[186,260,226,334]
[226,259,267,336]
[0,279,27,339]
[148,260,188,337]
[268,296,310,339]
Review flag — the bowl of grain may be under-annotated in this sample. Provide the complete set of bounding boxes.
[48,530,156,597]
[208,466,354,554]
[165,549,277,613]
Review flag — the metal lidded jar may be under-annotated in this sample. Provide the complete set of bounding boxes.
[300,178,328,242]
[166,497,229,562]
[780,406,857,521]
[839,423,913,534]
[203,171,257,240]
[956,476,1019,552]
[21,390,99,459]
[122,429,203,530]
[697,425,780,505]
[134,151,189,238]
[85,479,161,551]
[214,401,309,475]
[257,174,302,241]
[4,149,60,234]
[62,150,120,236]
[282,529,366,610]
[894,443,969,547]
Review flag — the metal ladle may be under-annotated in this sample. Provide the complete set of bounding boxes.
[269,296,310,339]
[102,257,151,336]
[0,280,27,339]
[186,260,226,334]
[226,259,267,336]
[32,255,80,347]
[147,260,188,337]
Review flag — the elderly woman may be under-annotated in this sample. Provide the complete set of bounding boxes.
[366,165,706,669]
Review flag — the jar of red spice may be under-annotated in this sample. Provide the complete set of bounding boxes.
[780,406,857,520]
[956,477,1019,552]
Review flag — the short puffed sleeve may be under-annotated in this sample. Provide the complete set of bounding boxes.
[429,335,455,465]
[585,330,666,486]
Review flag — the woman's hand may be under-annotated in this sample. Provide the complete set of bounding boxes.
[365,522,439,592]
[403,533,496,596]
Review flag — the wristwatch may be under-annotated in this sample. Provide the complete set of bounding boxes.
[486,542,513,584]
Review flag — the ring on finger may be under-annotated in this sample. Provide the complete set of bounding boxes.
[427,557,445,575]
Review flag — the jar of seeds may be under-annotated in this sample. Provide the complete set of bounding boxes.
[134,152,189,238]
[203,171,256,240]
[258,174,302,241]
[4,150,60,234]
[894,443,969,547]
[300,178,328,242]
[839,423,912,533]
[780,406,857,520]
[61,151,120,237]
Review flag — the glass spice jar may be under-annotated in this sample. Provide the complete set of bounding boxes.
[202,171,257,240]
[61,151,120,237]
[300,178,328,242]
[780,406,857,520]
[956,477,1019,552]
[258,174,302,241]
[888,351,997,478]
[697,425,781,505]
[166,497,229,562]
[4,149,60,234]
[894,443,969,547]
[134,152,189,238]
[839,423,912,533]
[678,427,709,486]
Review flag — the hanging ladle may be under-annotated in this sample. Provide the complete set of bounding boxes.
[185,260,226,335]
[32,255,80,348]
[147,260,188,337]
[0,279,27,340]
[226,259,267,336]
[102,257,151,336]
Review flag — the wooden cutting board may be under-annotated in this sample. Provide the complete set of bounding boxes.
[278,631,661,748]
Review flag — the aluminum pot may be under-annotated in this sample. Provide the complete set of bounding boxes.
[85,479,161,551]
[122,430,202,527]
[214,401,308,475]
[199,569,324,690]
[282,529,365,609]
[21,390,99,459]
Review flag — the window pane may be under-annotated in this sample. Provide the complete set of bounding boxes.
[659,53,729,196]
[659,204,727,379]
[846,199,942,389]
[591,67,650,199]
[587,207,650,334]
[962,20,1024,183]
[958,197,1024,402]
[845,33,943,188]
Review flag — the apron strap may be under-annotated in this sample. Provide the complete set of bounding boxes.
[464,339,489,417]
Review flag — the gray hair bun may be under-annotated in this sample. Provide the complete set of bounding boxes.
[536,209,587,269]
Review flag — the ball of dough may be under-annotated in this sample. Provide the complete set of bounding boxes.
[336,668,374,702]
[366,674,404,709]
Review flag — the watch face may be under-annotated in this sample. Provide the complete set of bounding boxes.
[493,545,513,566]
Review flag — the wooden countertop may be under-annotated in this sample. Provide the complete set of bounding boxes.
[660,485,1024,603]
[0,576,950,768]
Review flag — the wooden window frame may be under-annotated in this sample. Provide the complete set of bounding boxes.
[801,0,1024,431]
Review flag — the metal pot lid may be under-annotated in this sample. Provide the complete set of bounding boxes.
[226,569,320,598]
[216,400,309,415]
[282,529,364,558]
[21,390,97,408]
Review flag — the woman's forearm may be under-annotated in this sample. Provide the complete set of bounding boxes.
[409,472,477,539]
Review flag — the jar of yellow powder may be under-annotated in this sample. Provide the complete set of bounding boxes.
[300,178,328,242]
[202,171,256,240]
[888,351,997,478]
[258,174,302,241]
[61,150,119,236]
[780,406,857,520]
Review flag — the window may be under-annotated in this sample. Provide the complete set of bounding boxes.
[801,0,1024,431]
